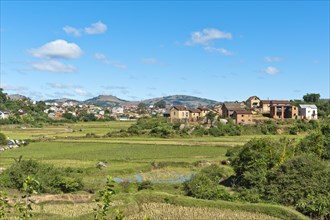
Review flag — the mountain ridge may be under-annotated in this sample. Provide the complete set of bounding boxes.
[28,94,220,108]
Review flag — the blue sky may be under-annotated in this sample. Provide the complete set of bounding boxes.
[1,1,329,102]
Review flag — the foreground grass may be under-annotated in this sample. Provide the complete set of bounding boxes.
[26,191,309,220]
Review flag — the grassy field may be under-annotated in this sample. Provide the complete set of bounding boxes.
[0,122,308,219]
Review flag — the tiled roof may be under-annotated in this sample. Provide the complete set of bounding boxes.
[171,105,187,111]
[246,96,260,101]
[188,108,201,113]
[261,100,290,105]
[234,110,252,114]
[223,102,245,111]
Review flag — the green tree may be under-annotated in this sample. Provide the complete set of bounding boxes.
[137,102,147,114]
[303,93,320,103]
[205,111,216,126]
[0,133,7,145]
[154,100,166,108]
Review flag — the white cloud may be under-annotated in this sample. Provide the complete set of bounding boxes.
[265,56,283,62]
[84,21,107,35]
[31,60,77,73]
[186,28,232,46]
[74,88,92,97]
[142,58,160,65]
[204,46,233,56]
[103,60,127,69]
[47,83,81,89]
[262,66,279,75]
[94,53,127,69]
[63,26,81,37]
[28,39,83,59]
[1,84,28,93]
[94,53,107,60]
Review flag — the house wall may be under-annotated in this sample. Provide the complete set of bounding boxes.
[247,97,261,108]
[189,112,200,122]
[261,103,271,112]
[199,110,209,117]
[170,108,189,122]
[300,107,318,119]
[233,113,252,124]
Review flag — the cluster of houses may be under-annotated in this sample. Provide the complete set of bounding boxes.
[169,96,318,124]
[1,95,318,125]
[43,102,166,120]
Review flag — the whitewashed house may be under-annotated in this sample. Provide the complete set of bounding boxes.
[0,111,10,119]
[299,104,318,120]
[112,107,124,114]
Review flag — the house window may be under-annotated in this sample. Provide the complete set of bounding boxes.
[186,112,188,117]
[241,115,244,117]
[174,112,176,115]
[182,112,184,117]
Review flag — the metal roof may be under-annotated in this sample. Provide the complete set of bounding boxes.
[299,104,317,109]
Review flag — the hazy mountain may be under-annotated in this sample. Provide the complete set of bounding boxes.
[8,94,28,101]
[83,95,134,107]
[14,93,220,108]
[45,98,81,104]
[143,95,220,108]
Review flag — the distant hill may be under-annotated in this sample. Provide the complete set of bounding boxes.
[8,94,28,101]
[84,95,133,107]
[143,95,220,108]
[10,93,220,108]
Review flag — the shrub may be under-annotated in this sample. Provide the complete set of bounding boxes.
[298,132,326,158]
[191,126,208,136]
[183,173,231,201]
[183,165,233,201]
[137,180,153,191]
[0,159,83,193]
[266,155,330,218]
[0,133,6,145]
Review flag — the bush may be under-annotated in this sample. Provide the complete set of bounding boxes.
[137,180,153,191]
[266,155,330,218]
[0,159,83,193]
[0,133,6,145]
[183,165,233,201]
[183,173,232,201]
[259,120,277,135]
[298,132,326,158]
[191,126,208,136]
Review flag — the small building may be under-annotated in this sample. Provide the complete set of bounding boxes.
[188,108,201,122]
[169,105,189,123]
[260,100,290,112]
[232,110,253,124]
[213,104,223,116]
[112,107,124,115]
[222,102,245,118]
[246,96,261,109]
[0,111,10,119]
[299,104,318,120]
[270,101,298,119]
[197,107,210,117]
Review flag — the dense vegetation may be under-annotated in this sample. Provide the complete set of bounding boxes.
[184,123,330,219]
[0,158,83,193]
[106,116,330,140]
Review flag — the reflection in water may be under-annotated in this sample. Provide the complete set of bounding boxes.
[113,173,193,184]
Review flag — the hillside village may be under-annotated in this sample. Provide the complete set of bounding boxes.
[0,92,322,125]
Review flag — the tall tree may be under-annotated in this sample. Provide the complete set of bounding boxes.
[154,100,166,108]
[303,93,320,103]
